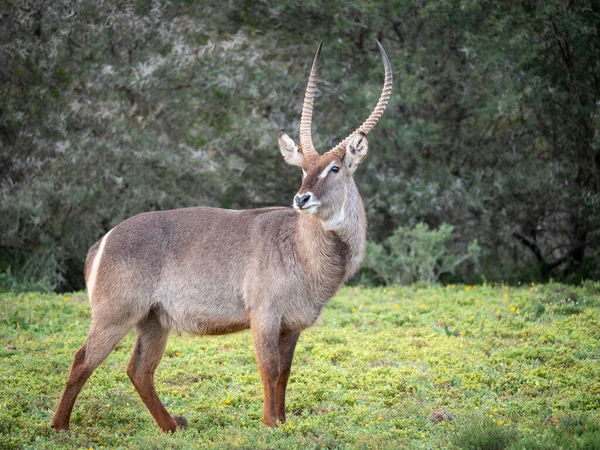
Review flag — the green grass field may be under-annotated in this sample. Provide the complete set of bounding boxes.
[1,282,599,449]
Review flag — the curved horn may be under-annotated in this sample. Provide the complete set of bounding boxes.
[299,41,323,156]
[329,40,393,159]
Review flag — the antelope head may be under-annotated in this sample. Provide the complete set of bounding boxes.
[279,41,393,224]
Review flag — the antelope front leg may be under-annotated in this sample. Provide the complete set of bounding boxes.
[251,321,280,428]
[276,331,300,424]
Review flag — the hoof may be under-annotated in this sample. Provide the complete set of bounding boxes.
[50,423,69,433]
[263,419,277,429]
[172,414,188,429]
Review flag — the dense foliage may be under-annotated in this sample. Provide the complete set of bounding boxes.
[1,283,599,448]
[1,0,599,290]
[364,223,480,285]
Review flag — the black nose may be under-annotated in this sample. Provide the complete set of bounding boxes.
[295,193,311,208]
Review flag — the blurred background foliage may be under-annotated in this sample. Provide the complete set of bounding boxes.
[1,0,599,291]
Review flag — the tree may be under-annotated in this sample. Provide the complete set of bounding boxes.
[1,0,598,290]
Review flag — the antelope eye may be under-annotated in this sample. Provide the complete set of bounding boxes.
[330,166,340,174]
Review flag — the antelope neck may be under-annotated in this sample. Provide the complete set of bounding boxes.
[294,182,367,296]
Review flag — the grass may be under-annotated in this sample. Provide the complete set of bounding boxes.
[1,282,599,449]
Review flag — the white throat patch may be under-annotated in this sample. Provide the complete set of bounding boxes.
[322,185,348,231]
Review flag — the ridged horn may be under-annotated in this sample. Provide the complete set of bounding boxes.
[329,40,393,159]
[299,41,323,156]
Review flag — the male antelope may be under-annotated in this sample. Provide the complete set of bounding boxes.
[51,41,392,432]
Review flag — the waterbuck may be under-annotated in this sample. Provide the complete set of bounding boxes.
[51,40,392,432]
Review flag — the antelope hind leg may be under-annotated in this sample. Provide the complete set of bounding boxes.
[51,320,132,431]
[127,310,177,432]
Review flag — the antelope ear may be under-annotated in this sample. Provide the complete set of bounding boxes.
[343,132,369,173]
[278,133,304,167]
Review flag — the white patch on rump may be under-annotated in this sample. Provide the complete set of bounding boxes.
[87,228,113,303]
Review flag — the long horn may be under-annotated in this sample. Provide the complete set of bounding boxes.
[329,40,393,159]
[299,41,323,156]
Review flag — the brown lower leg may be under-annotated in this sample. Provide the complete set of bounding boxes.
[127,316,176,432]
[276,331,300,423]
[127,365,177,432]
[52,319,131,432]
[260,365,278,428]
[51,345,92,431]
[252,323,280,428]
[275,371,290,423]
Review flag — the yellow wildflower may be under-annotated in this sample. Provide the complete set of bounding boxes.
[351,307,357,313]
[394,304,399,309]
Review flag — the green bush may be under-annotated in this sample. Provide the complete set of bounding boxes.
[452,418,520,450]
[364,222,480,285]
[0,269,53,293]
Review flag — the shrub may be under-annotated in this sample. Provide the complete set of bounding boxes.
[364,223,480,285]
[451,417,519,450]
[0,269,53,293]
